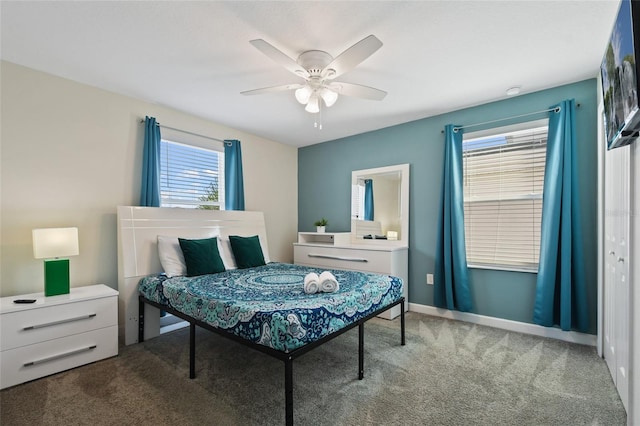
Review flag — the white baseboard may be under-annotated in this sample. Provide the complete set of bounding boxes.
[408,303,597,347]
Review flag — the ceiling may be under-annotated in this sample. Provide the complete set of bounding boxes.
[1,1,620,147]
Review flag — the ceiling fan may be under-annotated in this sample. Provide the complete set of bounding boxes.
[241,35,386,114]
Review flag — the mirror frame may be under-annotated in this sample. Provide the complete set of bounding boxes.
[351,163,410,246]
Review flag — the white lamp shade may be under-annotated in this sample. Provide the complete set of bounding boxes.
[305,94,320,113]
[295,86,312,104]
[320,88,338,107]
[33,227,79,259]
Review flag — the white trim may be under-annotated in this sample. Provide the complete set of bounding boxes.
[408,302,597,347]
[161,129,224,152]
[468,264,537,274]
[596,80,605,357]
[463,118,549,140]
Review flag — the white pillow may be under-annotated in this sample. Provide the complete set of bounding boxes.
[259,234,271,263]
[218,238,237,270]
[157,235,186,277]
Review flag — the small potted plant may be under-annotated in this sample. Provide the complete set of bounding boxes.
[314,218,328,233]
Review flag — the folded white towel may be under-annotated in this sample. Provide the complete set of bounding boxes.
[303,272,320,294]
[319,271,339,293]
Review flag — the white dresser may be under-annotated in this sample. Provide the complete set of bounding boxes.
[293,232,408,319]
[0,284,119,389]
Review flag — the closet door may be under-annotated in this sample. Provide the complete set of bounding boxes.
[604,148,616,386]
[604,212,616,378]
[603,145,630,411]
[632,141,640,424]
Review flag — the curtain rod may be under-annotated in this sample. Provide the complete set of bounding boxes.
[441,103,581,134]
[139,119,228,144]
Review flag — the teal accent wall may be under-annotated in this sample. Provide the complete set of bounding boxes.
[298,79,598,333]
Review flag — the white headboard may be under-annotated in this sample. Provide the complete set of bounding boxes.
[117,206,269,345]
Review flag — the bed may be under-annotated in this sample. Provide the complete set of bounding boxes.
[117,206,405,425]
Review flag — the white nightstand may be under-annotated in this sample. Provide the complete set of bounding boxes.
[0,284,119,389]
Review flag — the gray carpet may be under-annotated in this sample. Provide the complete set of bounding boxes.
[0,312,626,425]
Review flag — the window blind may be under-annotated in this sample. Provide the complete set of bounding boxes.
[351,182,365,219]
[160,139,225,209]
[462,125,548,271]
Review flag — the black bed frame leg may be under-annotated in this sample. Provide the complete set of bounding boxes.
[285,357,293,426]
[358,323,364,380]
[189,322,196,379]
[138,298,145,343]
[401,298,406,346]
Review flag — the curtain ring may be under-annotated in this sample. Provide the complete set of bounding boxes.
[554,107,561,113]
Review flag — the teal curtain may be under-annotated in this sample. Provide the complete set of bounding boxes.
[434,124,472,312]
[364,179,374,220]
[533,99,588,331]
[224,140,245,211]
[140,116,161,207]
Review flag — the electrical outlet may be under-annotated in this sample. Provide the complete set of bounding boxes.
[426,273,434,285]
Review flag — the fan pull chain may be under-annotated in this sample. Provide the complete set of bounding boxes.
[314,104,323,130]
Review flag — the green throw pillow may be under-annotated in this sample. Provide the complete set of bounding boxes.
[178,237,226,277]
[229,235,266,269]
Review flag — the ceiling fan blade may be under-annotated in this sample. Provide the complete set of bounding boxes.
[328,82,387,101]
[322,35,383,79]
[249,39,310,79]
[241,83,303,96]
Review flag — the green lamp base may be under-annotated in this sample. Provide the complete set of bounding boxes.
[44,259,70,296]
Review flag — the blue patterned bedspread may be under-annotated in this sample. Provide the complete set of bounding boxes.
[139,262,403,353]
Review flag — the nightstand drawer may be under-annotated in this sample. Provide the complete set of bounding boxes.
[0,325,117,389]
[294,245,392,274]
[0,296,117,351]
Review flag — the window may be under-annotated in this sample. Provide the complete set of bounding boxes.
[160,139,225,209]
[462,120,548,272]
[351,180,365,219]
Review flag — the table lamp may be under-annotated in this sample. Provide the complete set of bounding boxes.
[33,227,79,296]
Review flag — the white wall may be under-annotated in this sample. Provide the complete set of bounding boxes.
[0,61,298,296]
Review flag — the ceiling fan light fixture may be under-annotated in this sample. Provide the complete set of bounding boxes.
[320,88,338,107]
[295,86,312,104]
[243,36,386,118]
[305,94,320,113]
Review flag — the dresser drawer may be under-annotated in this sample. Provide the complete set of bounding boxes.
[294,245,392,274]
[0,296,117,351]
[0,325,117,389]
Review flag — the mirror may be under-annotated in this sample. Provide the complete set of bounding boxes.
[351,164,409,245]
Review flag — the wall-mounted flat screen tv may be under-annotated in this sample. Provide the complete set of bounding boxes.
[601,0,640,150]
